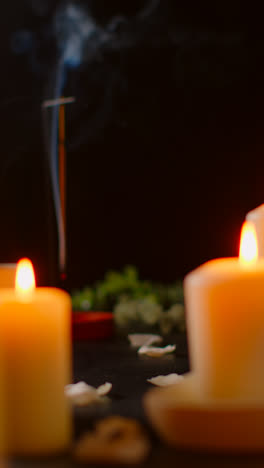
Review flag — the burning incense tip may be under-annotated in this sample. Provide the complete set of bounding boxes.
[42,97,76,108]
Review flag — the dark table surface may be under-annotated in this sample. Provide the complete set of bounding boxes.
[10,333,264,467]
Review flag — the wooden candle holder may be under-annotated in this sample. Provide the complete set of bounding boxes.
[144,373,264,452]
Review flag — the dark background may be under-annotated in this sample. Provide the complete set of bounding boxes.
[0,1,264,289]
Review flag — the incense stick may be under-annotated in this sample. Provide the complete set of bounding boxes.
[42,87,74,283]
[48,60,66,278]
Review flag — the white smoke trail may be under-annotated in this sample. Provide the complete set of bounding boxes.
[49,59,66,275]
[49,0,161,275]
[54,2,107,67]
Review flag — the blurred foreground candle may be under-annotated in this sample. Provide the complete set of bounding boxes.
[0,355,7,464]
[246,204,264,257]
[184,221,264,400]
[0,259,72,456]
[0,264,16,287]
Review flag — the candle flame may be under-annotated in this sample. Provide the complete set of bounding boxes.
[239,221,258,265]
[15,258,36,293]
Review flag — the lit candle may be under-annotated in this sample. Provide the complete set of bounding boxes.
[184,221,264,400]
[0,264,16,287]
[0,360,7,461]
[246,204,264,257]
[0,259,72,456]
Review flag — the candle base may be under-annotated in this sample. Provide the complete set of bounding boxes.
[144,374,264,452]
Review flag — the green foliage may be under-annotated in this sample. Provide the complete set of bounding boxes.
[71,266,185,334]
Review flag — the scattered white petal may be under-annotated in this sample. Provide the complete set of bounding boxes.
[65,382,98,406]
[97,382,112,396]
[138,344,176,357]
[147,373,184,386]
[65,381,112,406]
[128,333,163,348]
[65,381,96,397]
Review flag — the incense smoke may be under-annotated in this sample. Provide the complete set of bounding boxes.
[50,1,114,273]
[49,0,162,274]
[54,3,106,68]
[10,0,243,276]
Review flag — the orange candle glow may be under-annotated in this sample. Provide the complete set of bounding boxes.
[239,221,258,265]
[246,204,264,257]
[184,221,264,401]
[0,259,72,456]
[15,258,36,293]
[144,219,264,453]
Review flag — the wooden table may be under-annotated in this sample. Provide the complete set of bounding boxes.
[10,334,264,467]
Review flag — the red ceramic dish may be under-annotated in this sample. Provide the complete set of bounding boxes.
[72,311,114,340]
